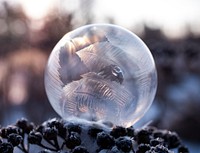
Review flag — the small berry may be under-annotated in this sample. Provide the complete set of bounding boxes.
[67,123,82,134]
[163,132,181,149]
[36,125,45,133]
[7,126,20,135]
[150,138,164,147]
[0,128,7,138]
[178,146,189,153]
[46,119,59,128]
[153,131,164,139]
[26,122,35,133]
[16,118,34,134]
[116,137,133,152]
[110,126,127,138]
[126,127,135,137]
[53,121,67,138]
[57,126,67,139]
[136,144,151,153]
[7,133,23,146]
[97,131,115,149]
[65,132,81,149]
[28,131,42,144]
[152,144,170,153]
[136,129,151,144]
[0,142,13,153]
[3,126,20,138]
[43,127,58,140]
[16,118,28,130]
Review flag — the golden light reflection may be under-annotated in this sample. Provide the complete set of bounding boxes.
[4,48,48,105]
[70,31,107,52]
[70,36,92,52]
[8,72,28,105]
[19,0,57,20]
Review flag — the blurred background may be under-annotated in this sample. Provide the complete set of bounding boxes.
[0,0,200,152]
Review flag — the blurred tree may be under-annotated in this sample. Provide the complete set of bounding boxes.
[0,2,29,56]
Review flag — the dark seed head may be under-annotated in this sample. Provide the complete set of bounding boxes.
[43,127,58,140]
[7,133,23,146]
[136,129,151,144]
[16,118,34,134]
[36,125,45,133]
[136,143,151,153]
[110,126,127,138]
[65,132,81,149]
[153,144,170,153]
[57,126,67,139]
[116,137,133,152]
[163,132,181,149]
[0,142,14,153]
[16,118,28,129]
[150,138,164,147]
[46,119,59,128]
[0,128,8,138]
[48,120,67,138]
[178,145,189,153]
[97,131,115,149]
[153,131,164,139]
[28,131,42,144]
[67,123,82,134]
[126,127,135,137]
[0,126,20,138]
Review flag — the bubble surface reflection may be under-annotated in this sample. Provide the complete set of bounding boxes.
[45,24,157,127]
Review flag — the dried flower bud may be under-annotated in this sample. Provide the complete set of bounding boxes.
[65,132,81,149]
[43,127,58,140]
[28,131,42,144]
[97,131,115,149]
[7,133,23,146]
[0,142,13,153]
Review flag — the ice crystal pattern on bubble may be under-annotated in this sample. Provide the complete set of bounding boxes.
[45,24,157,127]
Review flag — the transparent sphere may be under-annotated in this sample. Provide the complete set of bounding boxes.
[45,24,157,127]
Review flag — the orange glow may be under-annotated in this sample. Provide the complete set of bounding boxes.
[19,0,57,19]
[8,73,28,105]
[4,49,48,105]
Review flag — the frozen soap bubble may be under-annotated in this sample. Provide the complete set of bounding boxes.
[45,24,157,127]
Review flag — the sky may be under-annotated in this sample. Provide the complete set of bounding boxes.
[7,0,200,38]
[93,0,200,37]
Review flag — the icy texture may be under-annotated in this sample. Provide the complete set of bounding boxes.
[45,24,157,127]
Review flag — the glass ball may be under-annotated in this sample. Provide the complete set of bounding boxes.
[45,24,157,127]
